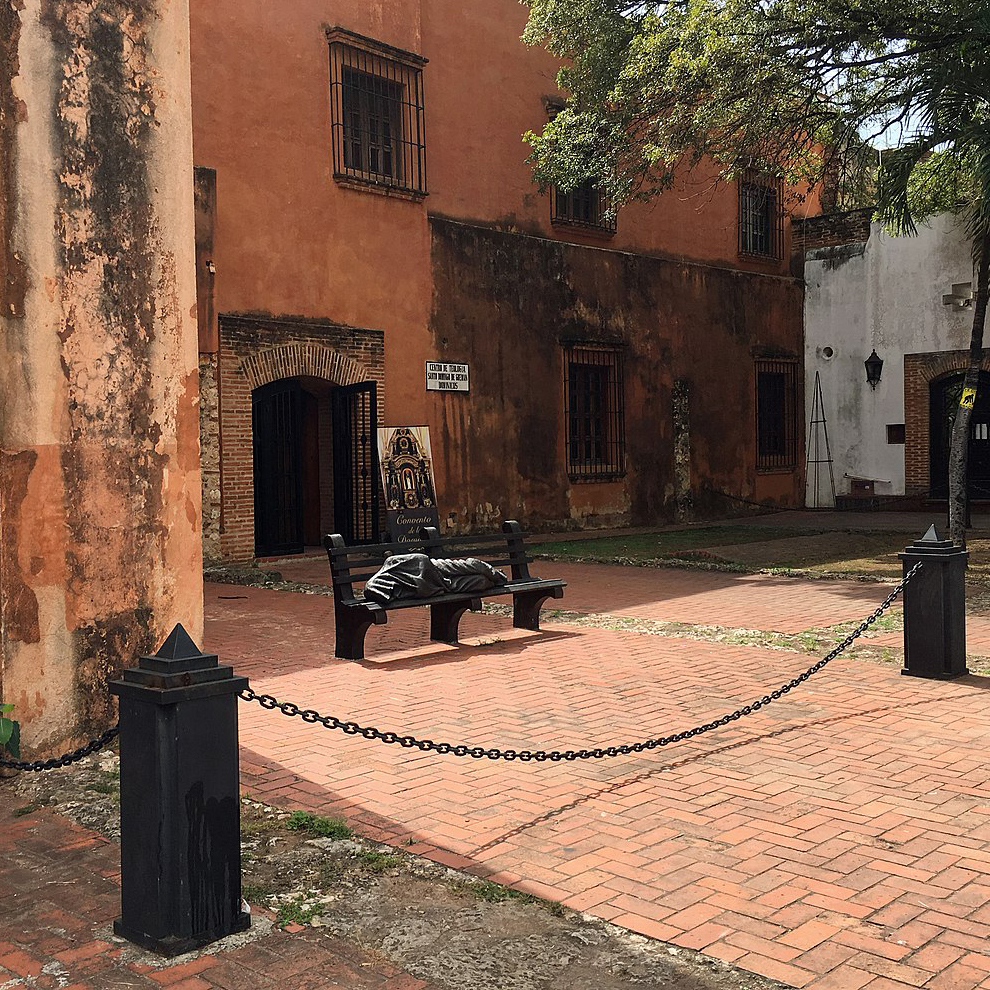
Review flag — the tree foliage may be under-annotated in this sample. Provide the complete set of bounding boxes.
[522,0,990,239]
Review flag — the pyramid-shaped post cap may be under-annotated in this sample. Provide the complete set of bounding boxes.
[137,624,220,674]
[155,624,203,661]
[903,524,963,557]
[109,623,242,701]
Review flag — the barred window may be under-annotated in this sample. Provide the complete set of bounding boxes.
[328,28,427,196]
[756,359,798,470]
[552,182,616,235]
[564,347,625,479]
[739,172,783,259]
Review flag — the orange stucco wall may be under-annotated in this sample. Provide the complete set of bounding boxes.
[189,0,811,555]
[189,0,814,379]
[1,0,203,754]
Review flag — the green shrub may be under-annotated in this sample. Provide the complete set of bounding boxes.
[0,704,20,759]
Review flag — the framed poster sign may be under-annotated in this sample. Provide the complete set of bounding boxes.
[377,426,441,543]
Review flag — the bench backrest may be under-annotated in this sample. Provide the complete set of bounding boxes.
[324,520,532,602]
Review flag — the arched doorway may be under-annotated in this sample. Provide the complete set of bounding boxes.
[929,370,990,498]
[252,377,379,556]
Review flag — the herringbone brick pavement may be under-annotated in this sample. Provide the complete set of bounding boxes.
[207,569,990,990]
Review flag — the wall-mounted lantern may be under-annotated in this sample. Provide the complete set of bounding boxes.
[865,349,883,390]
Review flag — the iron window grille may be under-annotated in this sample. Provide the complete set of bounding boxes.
[552,182,617,235]
[327,28,427,196]
[564,347,625,479]
[756,359,798,470]
[738,172,784,259]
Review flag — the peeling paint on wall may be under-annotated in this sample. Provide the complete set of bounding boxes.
[39,0,177,733]
[0,0,28,318]
[0,0,202,754]
[673,379,692,522]
[0,449,40,644]
[429,218,805,531]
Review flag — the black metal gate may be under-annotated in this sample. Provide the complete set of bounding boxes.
[253,380,304,557]
[332,381,380,544]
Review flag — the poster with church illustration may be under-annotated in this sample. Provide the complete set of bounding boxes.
[377,426,441,543]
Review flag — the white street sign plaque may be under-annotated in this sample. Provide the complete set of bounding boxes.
[426,361,469,393]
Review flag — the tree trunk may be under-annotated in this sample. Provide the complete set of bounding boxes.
[948,230,990,546]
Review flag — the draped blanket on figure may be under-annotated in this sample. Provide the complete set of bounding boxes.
[363,553,507,605]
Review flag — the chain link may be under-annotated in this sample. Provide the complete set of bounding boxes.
[0,724,120,773]
[239,562,923,762]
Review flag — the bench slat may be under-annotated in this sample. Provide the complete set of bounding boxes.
[328,536,531,561]
[334,559,525,586]
[330,555,390,570]
[328,545,395,560]
[419,532,528,546]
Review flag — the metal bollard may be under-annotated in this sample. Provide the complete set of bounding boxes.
[109,624,250,956]
[900,526,968,680]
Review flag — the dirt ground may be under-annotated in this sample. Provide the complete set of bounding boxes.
[5,754,785,990]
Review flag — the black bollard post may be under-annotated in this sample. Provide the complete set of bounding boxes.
[109,624,250,956]
[900,526,968,680]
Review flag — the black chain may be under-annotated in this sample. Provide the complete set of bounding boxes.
[0,725,119,772]
[239,563,922,762]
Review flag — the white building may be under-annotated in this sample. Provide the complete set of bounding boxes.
[800,211,979,506]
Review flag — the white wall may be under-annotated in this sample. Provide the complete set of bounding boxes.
[804,214,974,504]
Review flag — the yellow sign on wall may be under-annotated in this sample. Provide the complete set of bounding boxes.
[961,387,978,410]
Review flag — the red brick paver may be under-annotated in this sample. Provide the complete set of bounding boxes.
[209,566,990,990]
[0,803,438,990]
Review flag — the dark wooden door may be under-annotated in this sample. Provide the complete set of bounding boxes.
[253,380,304,556]
[929,371,990,499]
[332,381,380,544]
[301,391,322,546]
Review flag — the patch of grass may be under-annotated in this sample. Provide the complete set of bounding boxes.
[86,771,119,796]
[275,894,322,928]
[285,811,352,839]
[462,880,566,917]
[527,525,808,564]
[526,525,972,583]
[471,880,529,903]
[13,801,42,817]
[241,881,272,905]
[356,850,401,873]
[241,819,279,838]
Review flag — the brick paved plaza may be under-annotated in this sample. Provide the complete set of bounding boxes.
[0,805,437,989]
[212,561,990,990]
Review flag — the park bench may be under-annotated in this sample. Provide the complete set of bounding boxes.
[323,520,566,660]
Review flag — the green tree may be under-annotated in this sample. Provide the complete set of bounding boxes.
[524,0,990,544]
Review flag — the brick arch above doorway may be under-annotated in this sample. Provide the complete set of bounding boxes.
[904,349,990,494]
[240,343,367,391]
[210,316,385,562]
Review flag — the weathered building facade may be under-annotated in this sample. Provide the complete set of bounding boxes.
[1,0,203,752]
[800,211,978,505]
[190,0,814,561]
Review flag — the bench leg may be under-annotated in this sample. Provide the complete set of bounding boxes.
[513,587,564,631]
[335,603,382,660]
[430,598,481,644]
